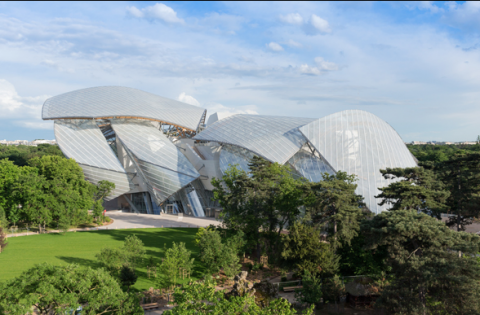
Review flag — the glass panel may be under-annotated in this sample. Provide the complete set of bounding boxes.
[300,110,416,214]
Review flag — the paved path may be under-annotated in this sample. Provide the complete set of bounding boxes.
[107,211,221,229]
[7,211,221,237]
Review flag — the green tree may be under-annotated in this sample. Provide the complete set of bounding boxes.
[157,242,194,290]
[294,270,323,305]
[164,277,314,315]
[119,265,138,292]
[96,234,145,278]
[308,171,365,248]
[363,209,480,314]
[93,199,104,222]
[282,221,339,276]
[435,153,480,231]
[95,180,115,201]
[212,156,309,259]
[0,226,7,253]
[375,167,449,218]
[0,263,143,315]
[195,228,244,277]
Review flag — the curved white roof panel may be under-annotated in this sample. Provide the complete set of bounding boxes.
[43,86,206,131]
[299,110,417,214]
[195,115,315,164]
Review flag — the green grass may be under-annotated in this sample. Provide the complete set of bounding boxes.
[0,228,204,291]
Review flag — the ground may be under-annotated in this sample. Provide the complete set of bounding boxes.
[0,228,203,291]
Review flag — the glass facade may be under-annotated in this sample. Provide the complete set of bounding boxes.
[111,119,199,204]
[287,149,335,183]
[299,110,417,214]
[195,114,315,164]
[54,119,133,200]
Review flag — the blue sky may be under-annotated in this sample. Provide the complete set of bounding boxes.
[0,1,479,141]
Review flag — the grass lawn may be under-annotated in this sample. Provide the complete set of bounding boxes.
[0,228,204,291]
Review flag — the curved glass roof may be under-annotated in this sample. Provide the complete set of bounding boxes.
[194,115,315,164]
[299,110,417,214]
[43,86,206,131]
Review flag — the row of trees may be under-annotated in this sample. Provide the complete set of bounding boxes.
[0,156,114,232]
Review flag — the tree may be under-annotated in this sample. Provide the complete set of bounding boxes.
[157,242,195,290]
[435,153,480,231]
[119,265,138,292]
[363,209,480,314]
[195,227,244,277]
[282,221,339,276]
[212,156,309,259]
[93,199,104,222]
[95,180,115,201]
[375,167,449,218]
[308,171,365,248]
[337,234,389,276]
[294,270,323,305]
[0,263,143,315]
[96,234,145,278]
[164,277,314,315]
[0,226,7,253]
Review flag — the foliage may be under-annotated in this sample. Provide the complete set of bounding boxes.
[0,155,99,231]
[322,275,345,305]
[157,242,194,290]
[119,265,138,291]
[0,263,143,315]
[93,199,104,221]
[282,221,339,276]
[96,234,145,278]
[212,156,310,259]
[434,153,480,231]
[308,171,365,248]
[295,270,323,305]
[0,226,7,253]
[164,277,314,315]
[0,143,63,167]
[376,167,449,218]
[363,209,480,314]
[337,234,389,276]
[407,143,480,164]
[95,180,115,201]
[195,227,243,277]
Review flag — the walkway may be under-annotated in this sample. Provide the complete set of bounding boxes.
[7,211,221,237]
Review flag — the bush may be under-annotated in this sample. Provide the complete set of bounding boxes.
[294,271,322,305]
[104,216,111,223]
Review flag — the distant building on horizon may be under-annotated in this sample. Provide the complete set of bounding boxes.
[0,139,56,146]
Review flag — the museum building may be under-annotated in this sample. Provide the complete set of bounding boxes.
[42,86,417,216]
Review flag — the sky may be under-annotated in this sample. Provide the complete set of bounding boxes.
[0,1,479,141]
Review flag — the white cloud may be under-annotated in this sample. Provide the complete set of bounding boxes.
[285,39,302,48]
[126,3,184,24]
[267,42,284,52]
[42,59,75,73]
[299,64,321,76]
[443,1,480,31]
[0,79,49,125]
[178,92,200,106]
[314,57,338,71]
[303,14,331,35]
[407,1,443,13]
[279,13,303,25]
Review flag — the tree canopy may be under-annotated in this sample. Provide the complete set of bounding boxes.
[0,263,143,315]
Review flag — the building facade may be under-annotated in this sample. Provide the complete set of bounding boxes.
[42,86,417,215]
